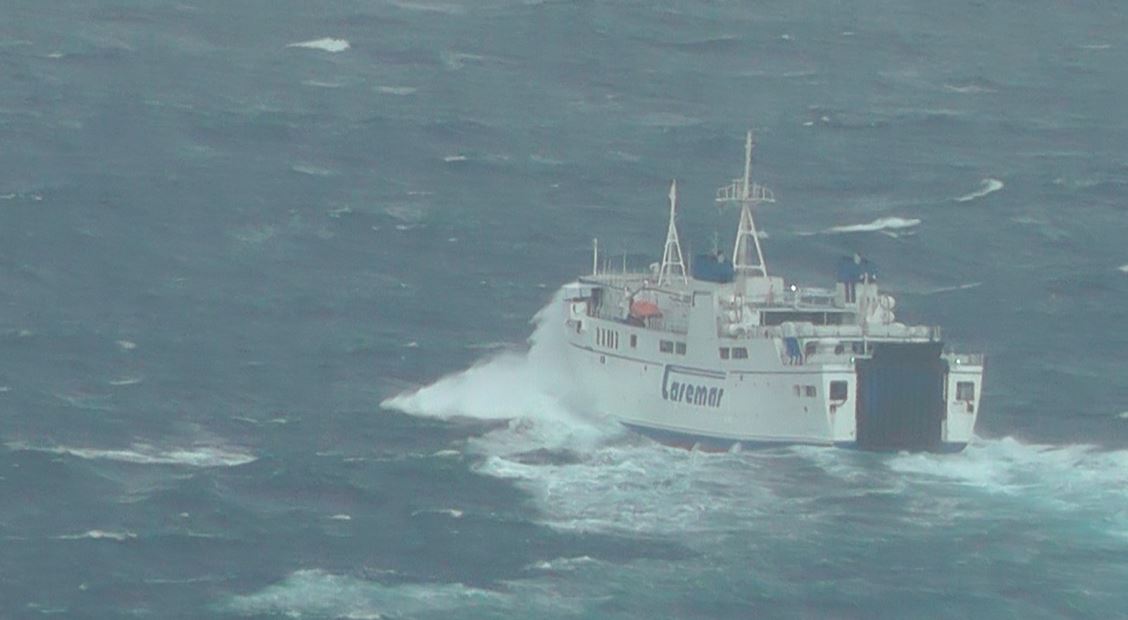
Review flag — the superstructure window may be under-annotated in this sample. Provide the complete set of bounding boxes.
[732,347,748,359]
[956,382,975,402]
[830,380,848,401]
[804,385,817,398]
[630,334,637,348]
[659,340,674,353]
[675,342,687,355]
[719,347,730,360]
[596,327,619,350]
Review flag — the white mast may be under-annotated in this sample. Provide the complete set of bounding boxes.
[658,179,688,286]
[716,131,774,277]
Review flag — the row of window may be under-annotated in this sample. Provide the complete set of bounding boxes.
[595,327,619,350]
[718,347,749,360]
[596,327,638,351]
[793,385,818,398]
[659,340,687,355]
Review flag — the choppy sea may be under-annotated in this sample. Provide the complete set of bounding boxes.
[1,1,1126,618]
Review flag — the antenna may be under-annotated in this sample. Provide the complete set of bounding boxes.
[658,180,688,286]
[716,131,775,277]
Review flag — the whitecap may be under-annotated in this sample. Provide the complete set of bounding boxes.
[57,530,137,542]
[1118,264,1128,273]
[302,79,344,89]
[442,154,467,162]
[956,178,1004,202]
[286,38,350,53]
[918,282,983,295]
[376,86,417,96]
[823,217,921,234]
[431,449,461,458]
[530,555,598,571]
[411,508,463,519]
[116,340,136,350]
[108,376,143,386]
[943,84,996,94]
[10,442,257,468]
[225,570,510,619]
[291,164,338,177]
[329,514,352,521]
[388,0,465,14]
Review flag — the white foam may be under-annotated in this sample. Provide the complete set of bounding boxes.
[824,217,921,234]
[381,289,614,453]
[10,442,257,468]
[443,154,467,162]
[943,84,996,94]
[108,376,143,386]
[919,282,983,295]
[412,508,463,519]
[301,79,343,88]
[376,86,417,96]
[291,164,338,177]
[226,570,509,619]
[956,178,1004,202]
[1118,264,1128,273]
[57,530,137,542]
[887,437,1128,506]
[116,340,136,350]
[388,0,465,14]
[329,514,352,521]
[286,38,350,53]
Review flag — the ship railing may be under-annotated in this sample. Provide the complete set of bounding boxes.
[718,322,943,342]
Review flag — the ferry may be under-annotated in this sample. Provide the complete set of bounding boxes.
[562,132,983,452]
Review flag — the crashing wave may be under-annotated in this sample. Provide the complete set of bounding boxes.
[824,217,921,234]
[9,442,257,467]
[286,38,350,53]
[956,178,1004,202]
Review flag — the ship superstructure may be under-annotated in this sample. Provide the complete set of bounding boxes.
[562,132,983,451]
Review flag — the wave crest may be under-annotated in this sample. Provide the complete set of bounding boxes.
[956,178,1004,202]
[9,442,257,467]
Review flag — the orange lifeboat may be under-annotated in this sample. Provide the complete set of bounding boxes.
[629,299,662,319]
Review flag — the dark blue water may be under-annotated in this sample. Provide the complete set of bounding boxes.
[1,1,1126,617]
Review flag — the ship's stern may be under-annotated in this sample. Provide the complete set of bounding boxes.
[823,344,983,452]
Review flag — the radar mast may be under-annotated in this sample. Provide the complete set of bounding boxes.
[716,131,775,277]
[658,180,688,286]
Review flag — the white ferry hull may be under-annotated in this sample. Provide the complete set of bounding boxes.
[563,301,982,453]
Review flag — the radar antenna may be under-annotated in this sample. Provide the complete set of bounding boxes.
[716,131,775,277]
[658,180,688,286]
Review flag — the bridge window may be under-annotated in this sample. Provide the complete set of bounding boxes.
[659,340,674,353]
[804,385,817,398]
[830,380,848,401]
[719,347,730,359]
[956,381,975,401]
[675,342,687,355]
[732,347,748,359]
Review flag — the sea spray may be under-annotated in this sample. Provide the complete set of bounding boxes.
[381,287,619,453]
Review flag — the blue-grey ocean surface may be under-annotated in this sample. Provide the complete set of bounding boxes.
[1,1,1127,618]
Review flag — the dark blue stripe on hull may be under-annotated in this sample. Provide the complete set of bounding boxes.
[622,422,968,454]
